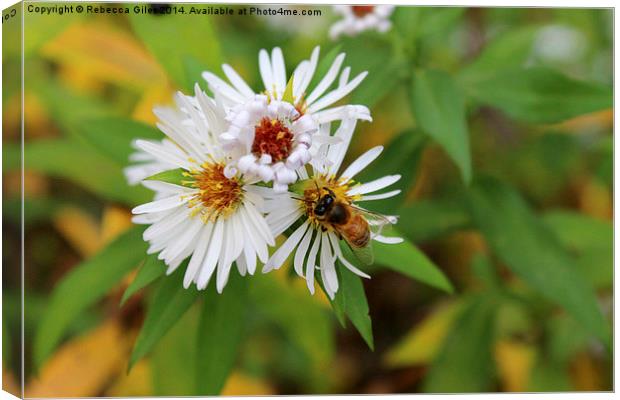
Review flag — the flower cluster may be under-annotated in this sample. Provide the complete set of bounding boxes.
[330,5,395,40]
[127,47,402,298]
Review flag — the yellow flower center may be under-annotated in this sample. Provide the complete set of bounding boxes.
[184,162,243,222]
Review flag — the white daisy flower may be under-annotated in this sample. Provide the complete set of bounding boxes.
[202,46,372,192]
[130,85,275,293]
[329,5,396,40]
[261,118,403,299]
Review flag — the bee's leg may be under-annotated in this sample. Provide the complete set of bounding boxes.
[321,226,327,232]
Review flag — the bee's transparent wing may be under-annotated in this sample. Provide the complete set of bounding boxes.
[350,205,398,239]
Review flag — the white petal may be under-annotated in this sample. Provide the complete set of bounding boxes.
[339,146,383,182]
[229,212,245,264]
[143,207,188,241]
[222,64,255,98]
[373,235,404,244]
[267,206,303,237]
[313,104,372,124]
[305,232,321,295]
[216,221,235,293]
[326,118,357,174]
[359,190,402,201]
[132,194,189,214]
[328,232,370,279]
[296,46,320,98]
[242,235,257,275]
[162,216,203,265]
[135,140,192,170]
[263,220,309,272]
[183,223,213,288]
[202,71,247,104]
[320,233,339,296]
[271,47,287,96]
[259,49,274,93]
[306,53,345,105]
[244,202,276,246]
[308,71,368,113]
[239,207,269,263]
[196,218,224,290]
[347,175,402,196]
[294,227,315,277]
[141,180,192,195]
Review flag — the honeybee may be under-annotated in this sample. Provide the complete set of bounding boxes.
[312,187,394,265]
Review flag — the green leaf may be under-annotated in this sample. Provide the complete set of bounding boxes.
[281,75,295,104]
[411,69,471,184]
[528,361,572,392]
[195,272,248,395]
[542,211,612,289]
[341,34,405,108]
[373,234,453,293]
[146,168,187,186]
[250,274,334,370]
[78,118,162,166]
[182,55,209,93]
[467,177,611,347]
[129,11,222,88]
[3,316,11,366]
[121,254,166,306]
[150,302,200,396]
[416,7,466,38]
[424,294,498,393]
[459,26,540,82]
[34,227,147,368]
[129,264,200,370]
[331,266,374,350]
[397,196,471,242]
[6,139,151,205]
[30,78,118,133]
[392,7,465,42]
[461,67,612,123]
[356,130,426,214]
[350,60,403,108]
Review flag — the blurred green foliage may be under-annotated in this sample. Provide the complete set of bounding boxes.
[2,3,613,395]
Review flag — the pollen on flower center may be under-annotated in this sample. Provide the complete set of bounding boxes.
[252,117,294,162]
[352,5,375,17]
[185,162,243,221]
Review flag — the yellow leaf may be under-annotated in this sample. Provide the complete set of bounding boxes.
[494,339,536,392]
[384,301,462,367]
[58,64,106,93]
[2,366,20,397]
[221,371,275,396]
[132,85,175,126]
[577,177,612,220]
[41,22,167,90]
[570,352,605,391]
[550,109,613,134]
[106,359,152,397]
[53,206,101,257]
[26,320,128,398]
[100,206,133,245]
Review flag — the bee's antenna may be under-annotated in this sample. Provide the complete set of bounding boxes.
[291,195,314,204]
